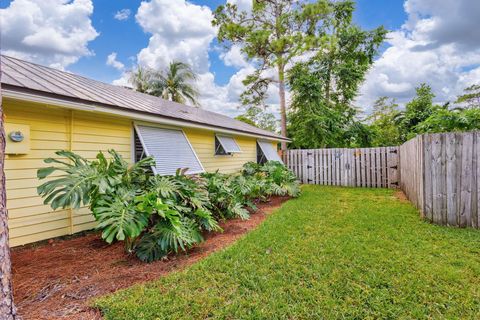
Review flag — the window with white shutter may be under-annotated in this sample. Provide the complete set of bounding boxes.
[134,124,204,175]
[257,140,282,164]
[215,135,241,155]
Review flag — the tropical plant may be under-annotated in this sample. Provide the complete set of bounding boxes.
[149,61,200,106]
[129,65,154,94]
[242,161,301,197]
[38,151,300,263]
[201,172,251,220]
[129,61,200,107]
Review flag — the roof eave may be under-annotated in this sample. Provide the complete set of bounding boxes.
[2,86,291,142]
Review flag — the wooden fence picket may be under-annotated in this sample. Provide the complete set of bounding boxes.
[284,147,399,189]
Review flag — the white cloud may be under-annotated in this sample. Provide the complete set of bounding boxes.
[0,0,98,69]
[357,0,480,111]
[114,8,131,21]
[112,0,280,118]
[135,0,216,73]
[220,45,250,69]
[106,52,125,71]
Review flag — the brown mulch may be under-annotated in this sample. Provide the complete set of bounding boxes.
[12,196,290,320]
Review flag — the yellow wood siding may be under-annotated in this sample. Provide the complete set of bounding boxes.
[5,99,132,246]
[184,128,258,174]
[4,99,280,246]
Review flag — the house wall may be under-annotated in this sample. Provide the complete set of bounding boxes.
[5,99,132,246]
[4,99,280,246]
[185,128,258,173]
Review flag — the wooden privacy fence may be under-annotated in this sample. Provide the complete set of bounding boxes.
[282,147,399,188]
[400,132,480,229]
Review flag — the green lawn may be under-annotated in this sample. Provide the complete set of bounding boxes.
[95,185,480,319]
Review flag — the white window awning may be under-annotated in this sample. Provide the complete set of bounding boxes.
[257,140,283,163]
[216,135,241,153]
[134,124,204,175]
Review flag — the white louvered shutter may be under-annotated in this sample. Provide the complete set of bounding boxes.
[257,140,283,163]
[135,125,204,175]
[216,135,241,153]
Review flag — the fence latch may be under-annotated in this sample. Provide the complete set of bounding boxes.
[307,165,312,169]
[390,165,398,169]
[389,149,398,154]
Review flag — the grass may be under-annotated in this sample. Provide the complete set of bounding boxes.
[95,185,480,319]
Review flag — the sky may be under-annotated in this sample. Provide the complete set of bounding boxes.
[1,0,479,118]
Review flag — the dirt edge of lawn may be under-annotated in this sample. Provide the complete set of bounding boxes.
[12,196,291,320]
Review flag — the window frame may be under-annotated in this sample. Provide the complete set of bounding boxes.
[214,134,241,156]
[133,123,205,175]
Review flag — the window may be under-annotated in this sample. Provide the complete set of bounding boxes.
[257,140,283,164]
[134,124,204,175]
[215,134,241,155]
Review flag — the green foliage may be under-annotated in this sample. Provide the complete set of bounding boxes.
[234,106,278,132]
[38,151,299,262]
[455,84,480,108]
[201,161,300,221]
[129,61,200,106]
[365,83,480,146]
[366,97,402,147]
[415,107,480,133]
[213,0,333,139]
[396,83,438,141]
[287,63,375,148]
[96,186,480,319]
[286,1,385,148]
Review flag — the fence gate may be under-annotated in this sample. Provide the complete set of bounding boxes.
[283,147,399,188]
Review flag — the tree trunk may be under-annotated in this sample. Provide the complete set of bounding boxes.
[0,63,17,319]
[278,66,288,151]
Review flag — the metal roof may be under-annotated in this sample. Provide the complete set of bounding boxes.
[0,55,287,141]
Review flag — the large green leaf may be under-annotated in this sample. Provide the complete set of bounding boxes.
[94,190,150,243]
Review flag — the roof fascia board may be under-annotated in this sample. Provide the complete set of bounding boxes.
[3,88,289,142]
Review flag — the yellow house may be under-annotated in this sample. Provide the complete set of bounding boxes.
[1,55,288,247]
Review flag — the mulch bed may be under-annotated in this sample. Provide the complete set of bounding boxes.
[12,196,290,320]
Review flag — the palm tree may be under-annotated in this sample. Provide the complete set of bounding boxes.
[129,62,200,107]
[129,65,153,94]
[150,61,200,106]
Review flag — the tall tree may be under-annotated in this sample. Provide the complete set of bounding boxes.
[129,61,200,106]
[455,84,480,108]
[149,61,200,106]
[287,1,385,148]
[396,83,438,141]
[213,0,331,150]
[367,97,402,146]
[0,59,17,319]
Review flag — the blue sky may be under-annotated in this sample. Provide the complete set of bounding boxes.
[1,0,479,115]
[0,0,406,85]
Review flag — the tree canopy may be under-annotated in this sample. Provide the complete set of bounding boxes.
[129,61,200,106]
[286,0,386,148]
[213,0,332,149]
[234,106,278,132]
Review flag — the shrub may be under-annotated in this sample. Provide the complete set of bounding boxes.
[242,161,301,197]
[38,151,299,262]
